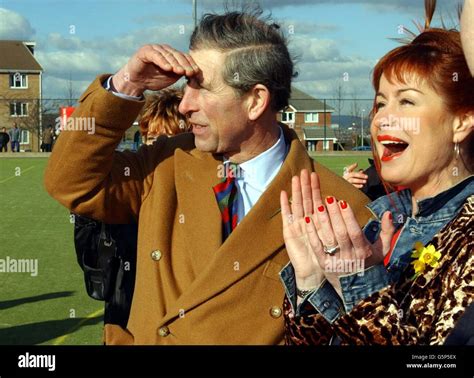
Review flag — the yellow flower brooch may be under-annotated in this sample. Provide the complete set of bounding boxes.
[411,242,442,279]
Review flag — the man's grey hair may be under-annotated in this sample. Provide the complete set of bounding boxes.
[190,9,296,112]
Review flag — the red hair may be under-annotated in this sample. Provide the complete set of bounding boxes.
[369,26,474,200]
[139,88,189,138]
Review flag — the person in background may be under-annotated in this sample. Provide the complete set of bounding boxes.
[73,84,189,329]
[343,159,388,200]
[139,88,189,145]
[41,125,54,152]
[280,0,473,345]
[0,127,10,152]
[9,123,20,152]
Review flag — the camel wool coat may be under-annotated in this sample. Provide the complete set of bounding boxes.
[44,75,372,345]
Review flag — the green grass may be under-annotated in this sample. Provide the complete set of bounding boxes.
[312,154,371,176]
[0,158,103,345]
[0,154,370,345]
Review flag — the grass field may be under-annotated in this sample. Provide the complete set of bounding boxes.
[0,154,371,345]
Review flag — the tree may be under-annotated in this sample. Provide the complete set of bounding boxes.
[65,72,76,106]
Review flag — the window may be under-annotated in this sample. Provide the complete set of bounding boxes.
[281,111,294,123]
[304,112,319,123]
[10,102,28,117]
[20,130,29,145]
[9,73,28,88]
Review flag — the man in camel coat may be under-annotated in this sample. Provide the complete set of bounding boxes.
[44,11,372,345]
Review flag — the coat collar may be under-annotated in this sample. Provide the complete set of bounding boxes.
[159,124,314,325]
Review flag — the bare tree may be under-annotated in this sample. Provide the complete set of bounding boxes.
[331,80,346,144]
[65,72,76,106]
[350,87,361,121]
[331,80,345,121]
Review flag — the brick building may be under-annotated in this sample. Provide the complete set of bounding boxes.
[0,40,43,152]
[278,86,337,151]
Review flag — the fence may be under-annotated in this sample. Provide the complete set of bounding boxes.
[0,97,376,151]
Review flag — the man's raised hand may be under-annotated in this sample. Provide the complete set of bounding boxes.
[112,44,200,96]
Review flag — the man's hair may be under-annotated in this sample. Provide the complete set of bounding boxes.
[190,9,295,112]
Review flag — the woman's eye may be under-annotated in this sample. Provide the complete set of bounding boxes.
[400,98,414,106]
[375,102,385,111]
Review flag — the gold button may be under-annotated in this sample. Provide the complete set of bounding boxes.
[158,326,170,337]
[270,306,282,318]
[151,250,162,261]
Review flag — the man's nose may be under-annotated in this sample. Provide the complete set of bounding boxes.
[178,85,199,116]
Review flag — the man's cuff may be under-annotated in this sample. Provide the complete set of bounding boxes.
[103,76,144,101]
[339,263,391,313]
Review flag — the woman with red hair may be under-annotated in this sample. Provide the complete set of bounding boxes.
[139,88,189,144]
[280,0,473,345]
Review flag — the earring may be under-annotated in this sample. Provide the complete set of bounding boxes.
[454,142,460,161]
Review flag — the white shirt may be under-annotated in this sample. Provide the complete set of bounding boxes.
[224,127,287,224]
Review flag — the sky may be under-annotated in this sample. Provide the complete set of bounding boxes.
[0,0,462,102]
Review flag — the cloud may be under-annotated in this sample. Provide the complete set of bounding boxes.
[186,0,456,15]
[0,8,35,40]
[286,33,376,100]
[36,22,193,98]
[280,20,339,36]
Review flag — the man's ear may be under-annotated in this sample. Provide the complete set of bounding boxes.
[453,111,474,144]
[246,84,271,121]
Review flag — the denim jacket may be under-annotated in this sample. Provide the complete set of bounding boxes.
[280,175,474,323]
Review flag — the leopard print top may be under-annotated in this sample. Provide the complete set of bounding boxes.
[284,195,474,345]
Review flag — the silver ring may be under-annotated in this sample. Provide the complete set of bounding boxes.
[323,244,340,255]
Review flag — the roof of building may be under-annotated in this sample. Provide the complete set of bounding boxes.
[0,40,43,72]
[288,86,334,112]
[303,127,338,140]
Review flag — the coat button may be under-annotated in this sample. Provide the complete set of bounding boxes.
[151,250,162,261]
[270,306,282,318]
[158,326,170,337]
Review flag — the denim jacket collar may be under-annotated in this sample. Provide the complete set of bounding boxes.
[367,175,474,224]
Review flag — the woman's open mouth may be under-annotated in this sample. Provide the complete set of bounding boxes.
[377,135,409,162]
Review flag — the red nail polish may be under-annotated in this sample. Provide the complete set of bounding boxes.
[318,205,325,213]
[327,196,334,204]
[340,200,347,209]
[305,216,310,224]
[388,212,393,220]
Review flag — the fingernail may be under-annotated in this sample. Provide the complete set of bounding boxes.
[318,205,325,213]
[340,200,348,209]
[326,196,334,204]
[388,212,392,221]
[305,216,310,224]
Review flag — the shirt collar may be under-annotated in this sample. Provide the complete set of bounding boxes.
[367,175,474,221]
[224,127,286,191]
